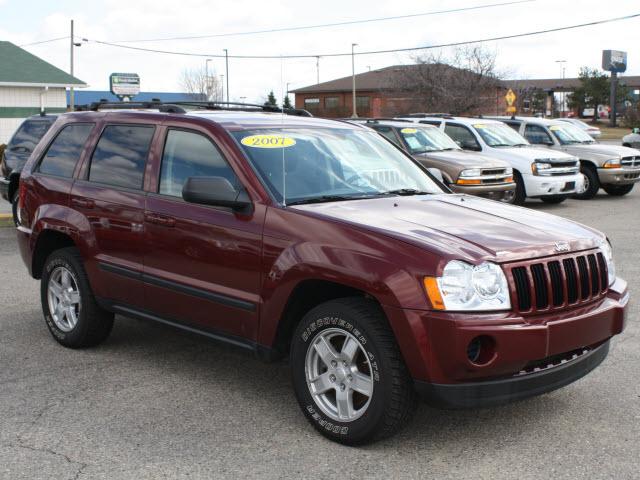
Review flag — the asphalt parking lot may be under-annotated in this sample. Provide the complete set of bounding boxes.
[0,191,638,480]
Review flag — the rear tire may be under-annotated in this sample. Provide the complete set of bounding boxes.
[572,165,599,200]
[602,184,634,196]
[290,297,417,445]
[540,195,567,204]
[40,247,114,348]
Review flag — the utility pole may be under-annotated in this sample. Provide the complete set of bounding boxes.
[205,58,212,101]
[555,60,567,117]
[224,49,229,103]
[70,20,75,110]
[316,56,320,84]
[351,44,358,118]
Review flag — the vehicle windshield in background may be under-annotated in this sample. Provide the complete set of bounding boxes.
[549,123,595,144]
[473,123,530,147]
[9,120,53,152]
[233,128,444,205]
[398,126,460,153]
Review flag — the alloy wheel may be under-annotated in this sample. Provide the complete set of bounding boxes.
[47,266,81,332]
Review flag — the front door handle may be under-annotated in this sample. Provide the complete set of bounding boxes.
[71,198,95,209]
[145,213,176,227]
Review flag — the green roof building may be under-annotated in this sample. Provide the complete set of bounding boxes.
[0,41,86,142]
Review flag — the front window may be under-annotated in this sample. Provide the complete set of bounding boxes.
[549,123,595,144]
[472,123,530,147]
[233,128,443,205]
[398,126,459,154]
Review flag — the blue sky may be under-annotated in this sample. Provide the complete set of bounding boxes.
[1,0,638,102]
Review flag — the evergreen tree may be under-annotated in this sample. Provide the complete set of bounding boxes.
[264,90,278,107]
[283,95,292,109]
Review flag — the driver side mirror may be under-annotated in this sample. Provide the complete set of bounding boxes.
[182,176,253,214]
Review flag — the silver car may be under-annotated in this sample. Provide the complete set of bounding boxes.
[558,118,602,139]
[622,128,640,149]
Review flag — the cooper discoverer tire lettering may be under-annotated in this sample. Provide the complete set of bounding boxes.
[290,298,417,445]
[40,247,114,348]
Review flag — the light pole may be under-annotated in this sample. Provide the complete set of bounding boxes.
[351,43,358,118]
[555,60,567,117]
[315,56,320,84]
[205,58,212,101]
[69,19,82,110]
[223,49,229,103]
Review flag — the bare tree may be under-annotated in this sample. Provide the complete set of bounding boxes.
[179,67,223,101]
[394,45,503,115]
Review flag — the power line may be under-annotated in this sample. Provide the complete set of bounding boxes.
[85,13,640,60]
[19,36,69,47]
[110,0,535,42]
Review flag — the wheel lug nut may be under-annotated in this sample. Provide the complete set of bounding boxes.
[331,360,337,368]
[329,374,336,383]
[340,383,345,391]
[342,361,347,367]
[347,374,353,382]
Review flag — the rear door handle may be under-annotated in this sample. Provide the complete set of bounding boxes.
[71,198,95,209]
[145,213,176,227]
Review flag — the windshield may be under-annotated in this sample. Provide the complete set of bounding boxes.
[549,123,594,144]
[473,123,529,147]
[398,126,460,153]
[9,120,53,151]
[233,127,444,205]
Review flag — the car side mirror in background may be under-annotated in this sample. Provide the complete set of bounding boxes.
[182,176,253,214]
[461,141,481,151]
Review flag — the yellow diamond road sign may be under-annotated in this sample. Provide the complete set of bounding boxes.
[505,89,516,106]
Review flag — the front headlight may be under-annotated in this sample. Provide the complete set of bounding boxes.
[424,260,511,311]
[599,240,616,286]
[459,168,482,178]
[531,161,552,175]
[603,158,622,168]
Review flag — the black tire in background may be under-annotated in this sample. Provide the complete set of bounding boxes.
[602,184,634,196]
[40,247,114,348]
[290,297,417,445]
[573,165,599,200]
[512,171,527,205]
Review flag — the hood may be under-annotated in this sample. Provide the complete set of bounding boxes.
[562,143,640,159]
[292,194,603,264]
[414,150,508,169]
[488,145,576,162]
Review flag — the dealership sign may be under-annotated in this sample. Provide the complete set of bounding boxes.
[602,50,627,73]
[109,73,141,99]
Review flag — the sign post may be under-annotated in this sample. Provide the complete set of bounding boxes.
[109,73,140,102]
[505,88,517,115]
[602,50,627,127]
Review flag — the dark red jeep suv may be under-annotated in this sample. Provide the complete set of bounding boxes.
[15,104,629,445]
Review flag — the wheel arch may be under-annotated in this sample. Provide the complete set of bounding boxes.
[32,229,77,279]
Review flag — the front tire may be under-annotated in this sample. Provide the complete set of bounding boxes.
[512,171,527,205]
[41,247,114,348]
[573,165,599,200]
[290,298,417,445]
[602,184,634,196]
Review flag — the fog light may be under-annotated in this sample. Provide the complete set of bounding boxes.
[466,336,496,365]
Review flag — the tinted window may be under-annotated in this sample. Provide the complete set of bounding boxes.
[89,125,154,189]
[524,124,553,145]
[10,119,54,152]
[372,126,400,146]
[159,130,238,197]
[444,124,480,150]
[38,123,93,178]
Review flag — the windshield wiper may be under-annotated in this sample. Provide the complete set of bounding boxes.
[287,195,371,206]
[489,143,513,147]
[378,188,434,196]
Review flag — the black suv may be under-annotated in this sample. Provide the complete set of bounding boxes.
[1,114,57,224]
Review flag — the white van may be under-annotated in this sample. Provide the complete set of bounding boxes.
[395,116,584,205]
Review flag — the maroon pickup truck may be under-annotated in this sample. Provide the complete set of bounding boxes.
[15,104,628,445]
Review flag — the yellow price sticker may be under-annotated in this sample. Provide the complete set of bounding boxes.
[241,134,296,148]
[474,124,486,129]
[549,125,561,131]
[400,128,417,134]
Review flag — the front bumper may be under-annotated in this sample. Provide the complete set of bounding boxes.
[450,182,516,199]
[415,340,610,408]
[598,167,640,185]
[522,172,583,197]
[0,177,10,202]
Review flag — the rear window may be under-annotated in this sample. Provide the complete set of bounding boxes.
[38,123,94,178]
[10,119,54,152]
[88,125,155,189]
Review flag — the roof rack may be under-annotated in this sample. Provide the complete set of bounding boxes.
[74,100,313,117]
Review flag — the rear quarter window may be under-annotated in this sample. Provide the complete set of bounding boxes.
[37,123,94,178]
[88,125,155,189]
